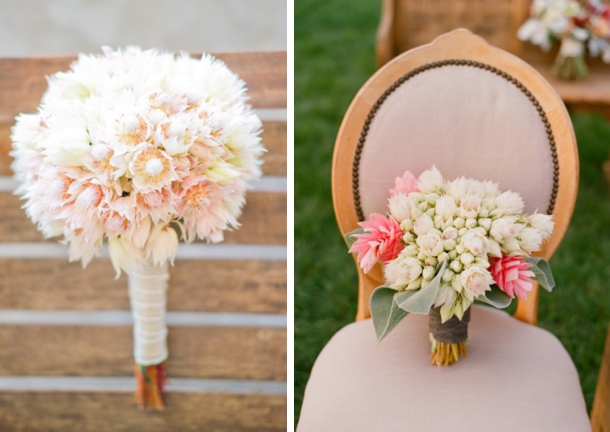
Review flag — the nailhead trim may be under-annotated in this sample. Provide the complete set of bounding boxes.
[353,59,559,221]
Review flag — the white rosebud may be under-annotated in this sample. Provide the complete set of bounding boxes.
[479,218,492,231]
[460,252,474,265]
[418,251,426,261]
[438,252,449,262]
[384,255,423,289]
[495,191,524,216]
[502,237,522,254]
[490,217,518,242]
[411,206,423,220]
[443,239,456,251]
[423,266,436,280]
[487,239,502,257]
[418,165,445,193]
[442,218,454,230]
[418,201,429,212]
[435,195,457,220]
[478,208,489,218]
[442,268,454,282]
[402,244,419,257]
[475,257,490,268]
[406,278,422,291]
[519,227,543,253]
[400,218,414,233]
[465,218,477,229]
[461,230,488,256]
[458,227,468,237]
[455,243,465,254]
[450,259,463,273]
[448,250,458,260]
[403,232,415,243]
[434,216,444,230]
[416,230,444,257]
[453,217,465,229]
[460,195,481,219]
[443,227,458,240]
[388,194,412,222]
[413,214,434,236]
[460,266,494,301]
[426,208,435,218]
[529,213,554,239]
[425,256,438,267]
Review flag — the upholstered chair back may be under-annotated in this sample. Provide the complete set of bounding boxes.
[332,29,578,323]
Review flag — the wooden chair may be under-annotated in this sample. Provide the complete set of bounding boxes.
[298,30,589,431]
[0,52,287,431]
[377,0,610,182]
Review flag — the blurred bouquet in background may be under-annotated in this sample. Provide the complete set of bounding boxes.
[518,0,610,80]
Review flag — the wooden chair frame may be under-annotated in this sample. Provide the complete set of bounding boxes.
[332,29,579,325]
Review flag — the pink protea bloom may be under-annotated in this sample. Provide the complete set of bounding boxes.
[489,256,536,300]
[349,214,405,273]
[390,170,419,197]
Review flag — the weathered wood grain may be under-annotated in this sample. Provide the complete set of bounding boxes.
[0,52,287,116]
[0,392,287,432]
[0,258,286,313]
[0,326,286,381]
[0,191,286,245]
[0,120,286,177]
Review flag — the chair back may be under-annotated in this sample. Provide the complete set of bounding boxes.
[333,29,578,324]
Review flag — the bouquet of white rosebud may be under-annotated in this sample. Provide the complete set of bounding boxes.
[346,167,555,366]
[11,47,264,409]
[518,0,610,80]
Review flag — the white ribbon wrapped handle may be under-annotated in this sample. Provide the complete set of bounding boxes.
[128,261,169,366]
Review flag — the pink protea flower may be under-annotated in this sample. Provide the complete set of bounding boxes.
[349,214,405,273]
[489,256,536,300]
[390,170,419,197]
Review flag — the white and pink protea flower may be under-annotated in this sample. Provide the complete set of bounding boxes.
[347,166,556,323]
[11,47,264,274]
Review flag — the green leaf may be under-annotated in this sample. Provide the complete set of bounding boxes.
[477,284,513,308]
[344,228,365,249]
[394,261,447,314]
[370,287,409,343]
[524,257,555,292]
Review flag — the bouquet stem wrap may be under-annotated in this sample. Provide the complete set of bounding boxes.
[128,260,169,410]
[552,37,589,81]
[429,307,470,367]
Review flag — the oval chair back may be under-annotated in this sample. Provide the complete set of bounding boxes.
[332,29,578,324]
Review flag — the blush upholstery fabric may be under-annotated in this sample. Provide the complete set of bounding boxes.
[359,65,555,217]
[298,305,590,432]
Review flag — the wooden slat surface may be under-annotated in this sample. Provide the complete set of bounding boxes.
[0,326,286,380]
[0,120,287,177]
[0,191,286,245]
[0,258,286,313]
[0,392,287,432]
[0,52,287,116]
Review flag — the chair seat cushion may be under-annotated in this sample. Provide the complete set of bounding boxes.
[298,305,590,432]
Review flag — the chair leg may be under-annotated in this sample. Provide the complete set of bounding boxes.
[591,325,610,431]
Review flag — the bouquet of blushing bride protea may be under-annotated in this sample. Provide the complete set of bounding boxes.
[11,47,264,409]
[518,0,610,80]
[346,167,555,366]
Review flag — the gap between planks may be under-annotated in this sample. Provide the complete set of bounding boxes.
[0,310,286,328]
[0,243,287,260]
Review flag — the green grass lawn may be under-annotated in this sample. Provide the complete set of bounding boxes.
[295,0,610,426]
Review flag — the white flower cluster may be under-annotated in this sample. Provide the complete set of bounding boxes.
[384,167,554,322]
[11,47,264,274]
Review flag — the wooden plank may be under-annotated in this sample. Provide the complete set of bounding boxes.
[0,191,286,245]
[0,258,286,313]
[0,326,286,381]
[0,120,286,177]
[0,392,287,432]
[0,52,287,116]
